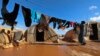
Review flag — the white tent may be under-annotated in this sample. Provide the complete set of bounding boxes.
[24,25,58,43]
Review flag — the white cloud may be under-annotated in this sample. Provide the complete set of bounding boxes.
[89,5,98,11]
[90,16,100,21]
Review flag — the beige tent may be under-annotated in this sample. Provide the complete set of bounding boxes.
[62,29,78,42]
[85,22,100,41]
[0,32,9,44]
[24,25,58,43]
[0,29,10,46]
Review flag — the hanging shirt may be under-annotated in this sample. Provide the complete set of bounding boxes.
[63,21,70,28]
[31,10,41,23]
[70,22,75,27]
[49,17,57,29]
[22,6,32,27]
[1,3,20,30]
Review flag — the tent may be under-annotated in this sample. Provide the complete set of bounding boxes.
[24,25,58,43]
[13,30,23,42]
[0,33,9,44]
[62,29,78,42]
[0,29,10,46]
[89,22,100,41]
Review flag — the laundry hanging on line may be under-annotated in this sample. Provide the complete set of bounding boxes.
[31,10,41,23]
[2,0,9,7]
[0,0,82,30]
[1,0,20,30]
[22,6,32,27]
[48,17,78,29]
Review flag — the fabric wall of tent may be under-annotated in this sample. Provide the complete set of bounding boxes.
[13,30,23,41]
[0,27,11,45]
[24,25,58,43]
[0,29,10,45]
[0,27,24,46]
[62,29,79,42]
[86,22,100,41]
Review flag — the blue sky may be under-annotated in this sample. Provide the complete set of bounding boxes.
[0,0,100,34]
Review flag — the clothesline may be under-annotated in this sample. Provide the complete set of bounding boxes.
[0,0,82,30]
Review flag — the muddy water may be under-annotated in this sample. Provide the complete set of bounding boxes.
[0,41,100,56]
[0,44,68,56]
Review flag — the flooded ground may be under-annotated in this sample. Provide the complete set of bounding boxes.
[0,41,100,56]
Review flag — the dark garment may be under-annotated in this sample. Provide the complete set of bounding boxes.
[70,22,75,27]
[73,23,79,31]
[49,17,55,23]
[49,17,57,29]
[36,29,44,42]
[49,17,66,29]
[53,22,56,29]
[1,3,19,30]
[57,19,66,29]
[58,24,63,29]
[78,24,86,44]
[57,19,63,24]
[61,20,66,24]
[0,17,2,19]
[56,19,61,29]
[57,22,63,29]
[63,21,70,28]
[2,0,9,7]
[22,6,32,27]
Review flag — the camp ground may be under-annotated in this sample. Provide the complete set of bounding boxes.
[0,23,100,56]
[0,0,100,56]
